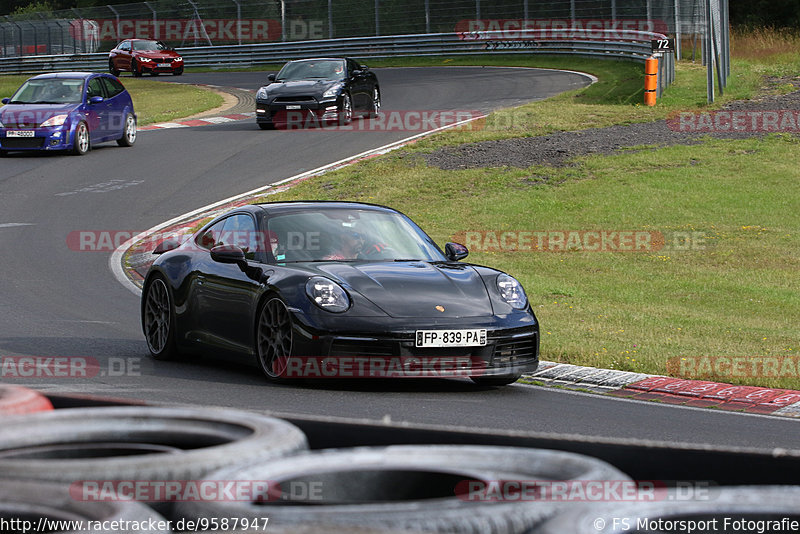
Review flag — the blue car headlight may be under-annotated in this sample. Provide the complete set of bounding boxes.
[497,273,528,309]
[40,114,68,127]
[306,276,350,313]
[322,83,343,99]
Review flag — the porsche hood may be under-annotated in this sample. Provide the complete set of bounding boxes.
[315,261,495,318]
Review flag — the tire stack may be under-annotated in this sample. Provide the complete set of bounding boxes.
[0,406,308,533]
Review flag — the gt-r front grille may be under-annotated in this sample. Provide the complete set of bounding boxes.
[2,137,45,149]
[492,335,538,365]
[273,96,316,103]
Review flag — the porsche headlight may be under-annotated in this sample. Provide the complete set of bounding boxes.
[256,87,269,99]
[40,114,68,127]
[306,276,350,313]
[497,274,527,309]
[322,83,343,99]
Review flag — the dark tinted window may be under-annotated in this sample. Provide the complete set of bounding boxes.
[196,219,226,250]
[86,78,104,99]
[100,76,124,97]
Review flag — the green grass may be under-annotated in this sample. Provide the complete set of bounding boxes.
[0,75,222,125]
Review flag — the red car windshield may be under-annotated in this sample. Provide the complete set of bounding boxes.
[132,40,169,51]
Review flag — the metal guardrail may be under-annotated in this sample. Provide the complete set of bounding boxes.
[0,30,675,95]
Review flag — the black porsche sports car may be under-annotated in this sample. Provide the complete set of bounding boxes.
[255,58,380,129]
[141,202,539,386]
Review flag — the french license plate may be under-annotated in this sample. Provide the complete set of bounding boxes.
[7,130,34,138]
[285,105,301,110]
[416,329,487,348]
[157,63,170,67]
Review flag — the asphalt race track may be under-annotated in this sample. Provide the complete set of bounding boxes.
[0,68,797,451]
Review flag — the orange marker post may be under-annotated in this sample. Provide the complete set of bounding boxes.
[644,56,658,106]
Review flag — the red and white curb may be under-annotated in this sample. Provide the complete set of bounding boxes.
[525,362,800,418]
[138,112,255,130]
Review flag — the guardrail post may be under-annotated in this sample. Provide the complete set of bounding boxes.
[645,56,658,106]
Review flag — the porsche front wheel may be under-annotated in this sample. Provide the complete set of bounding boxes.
[256,297,293,381]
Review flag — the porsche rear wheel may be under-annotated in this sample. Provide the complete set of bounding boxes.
[256,297,293,381]
[143,276,179,360]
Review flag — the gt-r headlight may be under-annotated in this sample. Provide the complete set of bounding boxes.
[40,114,68,127]
[256,87,269,99]
[322,83,343,98]
[497,273,528,309]
[306,276,350,313]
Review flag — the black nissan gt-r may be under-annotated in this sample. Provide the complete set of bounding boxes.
[255,58,380,129]
[141,202,539,386]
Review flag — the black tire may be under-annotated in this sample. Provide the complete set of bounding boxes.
[0,480,170,534]
[173,68,183,76]
[338,92,352,125]
[0,149,7,157]
[471,373,522,387]
[108,58,120,77]
[132,60,142,77]
[255,297,293,381]
[71,121,90,155]
[369,86,381,118]
[0,385,53,415]
[150,71,159,76]
[531,486,800,533]
[142,275,179,360]
[258,122,275,130]
[0,406,308,488]
[117,112,136,147]
[177,445,630,533]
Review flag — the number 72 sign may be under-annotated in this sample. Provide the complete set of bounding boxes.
[651,38,675,53]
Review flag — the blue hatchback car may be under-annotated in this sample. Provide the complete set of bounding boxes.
[0,72,136,156]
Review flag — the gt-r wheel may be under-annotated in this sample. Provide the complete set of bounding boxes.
[71,121,89,155]
[132,60,142,77]
[108,58,120,76]
[471,373,522,387]
[117,112,137,147]
[143,276,179,360]
[369,87,381,118]
[338,92,352,125]
[256,297,293,380]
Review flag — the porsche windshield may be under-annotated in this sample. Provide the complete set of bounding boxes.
[10,79,84,104]
[266,209,446,263]
[276,60,346,82]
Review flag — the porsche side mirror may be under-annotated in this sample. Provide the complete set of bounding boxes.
[445,242,469,261]
[267,74,276,82]
[211,244,247,265]
[153,238,180,255]
[1,98,9,105]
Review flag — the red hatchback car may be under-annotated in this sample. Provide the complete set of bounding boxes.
[109,39,184,77]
